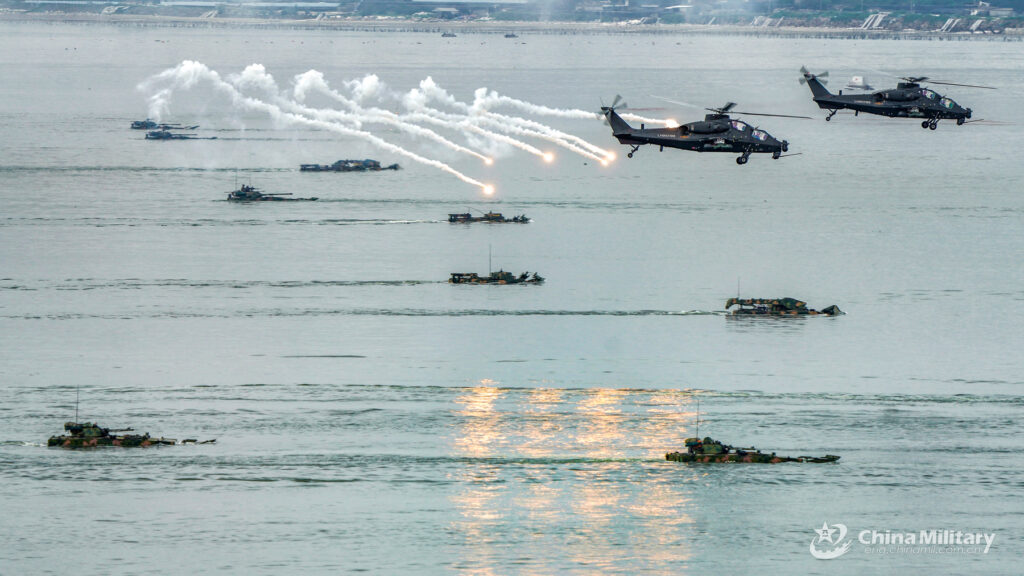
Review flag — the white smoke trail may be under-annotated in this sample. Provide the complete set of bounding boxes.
[400,88,551,160]
[471,86,677,128]
[291,71,493,165]
[406,82,606,163]
[470,113,606,163]
[471,87,600,120]
[228,67,491,166]
[621,113,680,128]
[414,77,470,113]
[478,109,613,161]
[413,79,613,161]
[138,61,493,193]
[402,111,551,162]
[471,88,677,128]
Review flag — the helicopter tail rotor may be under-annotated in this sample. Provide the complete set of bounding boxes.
[601,95,627,125]
[799,66,829,86]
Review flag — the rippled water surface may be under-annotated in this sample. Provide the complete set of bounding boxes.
[0,22,1022,574]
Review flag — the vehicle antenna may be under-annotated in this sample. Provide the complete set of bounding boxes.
[75,383,80,423]
[488,244,492,274]
[695,397,700,439]
[737,277,741,300]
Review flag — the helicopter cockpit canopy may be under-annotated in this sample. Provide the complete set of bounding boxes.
[940,97,956,109]
[879,90,915,102]
[730,120,748,131]
[690,121,729,134]
[919,88,940,100]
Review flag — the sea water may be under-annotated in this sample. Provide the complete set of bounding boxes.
[0,22,1021,574]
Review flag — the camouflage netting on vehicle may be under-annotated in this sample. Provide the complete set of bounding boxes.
[725,297,806,310]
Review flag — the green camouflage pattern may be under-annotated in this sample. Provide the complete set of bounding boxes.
[47,422,213,449]
[666,436,839,464]
[725,297,843,316]
[448,212,529,223]
[449,271,544,284]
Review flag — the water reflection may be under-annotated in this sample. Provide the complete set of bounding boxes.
[576,388,627,460]
[453,382,504,458]
[450,385,697,573]
[724,315,811,334]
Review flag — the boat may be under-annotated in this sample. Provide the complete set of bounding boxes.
[145,130,215,140]
[227,184,317,202]
[448,212,529,223]
[449,270,543,284]
[441,32,457,38]
[300,159,400,172]
[131,119,198,130]
[726,297,842,316]
[666,437,840,463]
[47,421,214,449]
[504,33,519,38]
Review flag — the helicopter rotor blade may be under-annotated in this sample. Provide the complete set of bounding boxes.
[649,95,702,110]
[925,80,996,90]
[610,94,624,109]
[733,111,813,119]
[704,102,737,115]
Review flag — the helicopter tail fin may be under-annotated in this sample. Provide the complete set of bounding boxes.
[600,106,634,137]
[805,76,832,99]
[799,67,832,99]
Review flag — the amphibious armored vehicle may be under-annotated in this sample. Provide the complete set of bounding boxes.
[227,184,317,202]
[666,436,839,464]
[47,422,214,449]
[145,130,214,140]
[131,119,198,130]
[449,271,543,284]
[726,298,842,316]
[448,212,529,223]
[300,159,400,172]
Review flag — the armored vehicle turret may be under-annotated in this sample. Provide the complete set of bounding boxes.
[227,184,317,202]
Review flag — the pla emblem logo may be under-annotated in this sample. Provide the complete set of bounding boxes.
[810,522,852,560]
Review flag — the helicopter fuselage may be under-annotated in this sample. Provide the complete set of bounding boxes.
[803,74,972,128]
[603,108,789,164]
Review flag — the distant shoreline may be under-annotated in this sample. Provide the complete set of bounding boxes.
[2,12,1022,40]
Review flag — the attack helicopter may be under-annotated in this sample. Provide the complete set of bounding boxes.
[600,96,806,165]
[799,66,994,129]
